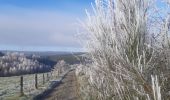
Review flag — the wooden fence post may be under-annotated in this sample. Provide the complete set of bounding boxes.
[20,76,24,96]
[35,74,38,89]
[47,73,49,81]
[43,73,45,84]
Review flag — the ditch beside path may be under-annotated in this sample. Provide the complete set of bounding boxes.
[41,70,81,100]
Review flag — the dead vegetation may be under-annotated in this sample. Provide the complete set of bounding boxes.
[76,0,170,100]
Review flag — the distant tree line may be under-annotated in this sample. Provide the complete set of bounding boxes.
[47,53,85,65]
[0,52,51,77]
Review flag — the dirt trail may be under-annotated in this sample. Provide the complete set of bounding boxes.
[41,70,80,100]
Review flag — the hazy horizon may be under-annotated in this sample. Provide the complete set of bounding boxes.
[0,0,93,52]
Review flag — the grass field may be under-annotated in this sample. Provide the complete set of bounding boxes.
[0,72,58,100]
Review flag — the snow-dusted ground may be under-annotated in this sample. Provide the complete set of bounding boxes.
[0,69,73,100]
[35,70,80,100]
[0,72,58,100]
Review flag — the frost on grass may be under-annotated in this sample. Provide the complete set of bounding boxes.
[76,0,170,100]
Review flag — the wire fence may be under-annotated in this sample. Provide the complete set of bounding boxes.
[0,70,65,99]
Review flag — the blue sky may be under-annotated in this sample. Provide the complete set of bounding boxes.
[0,0,94,52]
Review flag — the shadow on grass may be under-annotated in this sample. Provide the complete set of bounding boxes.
[33,70,71,100]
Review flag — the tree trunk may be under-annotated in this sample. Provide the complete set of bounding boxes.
[43,73,45,84]
[20,76,24,96]
[35,74,38,89]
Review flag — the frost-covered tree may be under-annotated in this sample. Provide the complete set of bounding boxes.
[52,60,70,77]
[0,52,50,76]
[77,0,170,100]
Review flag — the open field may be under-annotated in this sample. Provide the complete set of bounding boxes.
[0,72,57,100]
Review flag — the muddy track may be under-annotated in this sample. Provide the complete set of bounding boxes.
[35,70,81,100]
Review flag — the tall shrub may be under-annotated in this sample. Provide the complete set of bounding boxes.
[78,0,170,99]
